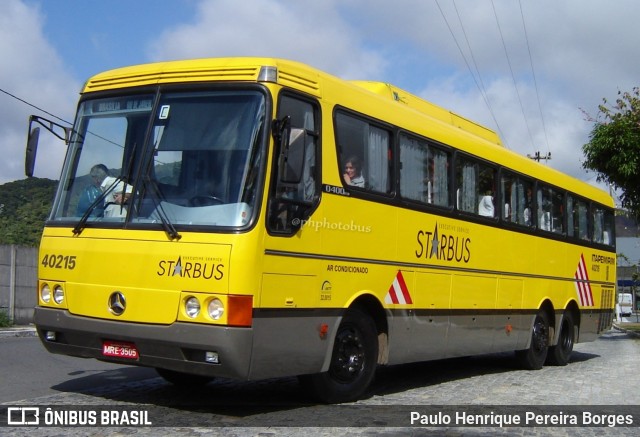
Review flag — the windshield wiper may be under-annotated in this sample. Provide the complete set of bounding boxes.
[72,176,126,235]
[144,177,181,241]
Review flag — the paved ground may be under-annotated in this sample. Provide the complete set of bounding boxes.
[1,324,639,436]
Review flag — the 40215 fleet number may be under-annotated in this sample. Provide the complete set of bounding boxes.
[41,254,77,270]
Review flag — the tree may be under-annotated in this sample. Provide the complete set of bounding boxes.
[582,87,640,218]
[0,178,57,247]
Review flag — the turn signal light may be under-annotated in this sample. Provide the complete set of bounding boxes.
[227,295,253,327]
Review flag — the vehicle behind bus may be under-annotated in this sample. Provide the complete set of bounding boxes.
[618,293,633,317]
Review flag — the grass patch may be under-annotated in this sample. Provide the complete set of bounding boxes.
[619,323,640,332]
[0,310,12,328]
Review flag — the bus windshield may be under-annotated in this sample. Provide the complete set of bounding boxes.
[52,90,266,229]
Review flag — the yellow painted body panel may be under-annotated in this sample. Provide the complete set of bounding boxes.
[62,57,615,316]
[37,227,262,324]
[274,192,615,313]
[35,58,615,381]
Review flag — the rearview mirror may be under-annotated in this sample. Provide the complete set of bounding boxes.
[25,126,40,177]
[24,115,72,177]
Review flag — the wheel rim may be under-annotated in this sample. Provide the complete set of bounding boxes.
[532,317,548,353]
[558,319,573,352]
[329,325,366,383]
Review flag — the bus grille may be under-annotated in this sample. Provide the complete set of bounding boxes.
[597,287,615,333]
[85,66,261,90]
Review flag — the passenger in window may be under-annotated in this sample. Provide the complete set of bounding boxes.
[478,190,495,217]
[343,156,365,188]
[101,175,132,218]
[76,163,109,216]
[524,187,533,226]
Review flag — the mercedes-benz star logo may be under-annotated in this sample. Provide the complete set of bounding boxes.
[108,291,126,316]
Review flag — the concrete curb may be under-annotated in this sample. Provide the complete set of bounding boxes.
[612,322,640,338]
[0,325,37,338]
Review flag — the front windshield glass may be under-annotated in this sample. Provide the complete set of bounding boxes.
[51,90,266,229]
[52,95,153,222]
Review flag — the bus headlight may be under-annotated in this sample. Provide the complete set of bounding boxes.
[53,285,65,304]
[208,298,224,320]
[185,297,200,318]
[41,284,51,303]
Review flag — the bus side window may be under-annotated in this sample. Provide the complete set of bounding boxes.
[456,156,496,217]
[501,172,533,227]
[603,208,615,246]
[399,134,430,203]
[552,189,565,234]
[268,95,319,234]
[568,195,589,240]
[537,185,564,234]
[522,180,534,226]
[399,133,451,207]
[593,206,615,246]
[431,148,450,207]
[501,173,513,221]
[593,208,604,243]
[537,186,551,231]
[365,125,391,193]
[456,158,476,213]
[335,112,392,194]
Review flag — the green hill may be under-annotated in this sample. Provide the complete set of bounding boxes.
[0,178,57,247]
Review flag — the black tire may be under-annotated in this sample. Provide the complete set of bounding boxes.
[299,308,378,403]
[155,368,214,387]
[516,310,550,370]
[546,311,575,366]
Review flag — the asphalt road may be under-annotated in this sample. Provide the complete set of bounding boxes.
[1,328,639,436]
[0,335,156,404]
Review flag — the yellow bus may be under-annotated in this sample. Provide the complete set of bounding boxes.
[26,57,616,403]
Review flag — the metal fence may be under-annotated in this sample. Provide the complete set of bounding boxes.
[0,245,37,325]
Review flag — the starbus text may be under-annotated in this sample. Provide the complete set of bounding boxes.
[157,259,224,280]
[415,230,471,263]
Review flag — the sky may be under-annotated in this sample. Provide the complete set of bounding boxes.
[1,0,638,202]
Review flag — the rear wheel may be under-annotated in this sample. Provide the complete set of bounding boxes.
[547,311,575,366]
[155,368,214,387]
[516,310,550,370]
[299,308,378,403]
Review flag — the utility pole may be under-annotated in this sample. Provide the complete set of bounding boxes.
[527,151,551,162]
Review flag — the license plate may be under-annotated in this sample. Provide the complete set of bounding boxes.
[102,341,139,360]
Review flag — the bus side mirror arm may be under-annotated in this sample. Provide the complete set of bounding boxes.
[272,116,308,184]
[25,115,72,177]
[271,115,290,147]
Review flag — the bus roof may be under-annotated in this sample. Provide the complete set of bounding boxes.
[349,81,503,147]
[82,57,321,94]
[81,57,613,207]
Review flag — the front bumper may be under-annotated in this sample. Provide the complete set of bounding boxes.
[34,306,253,379]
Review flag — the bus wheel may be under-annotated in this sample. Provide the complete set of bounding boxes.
[299,308,378,403]
[546,311,575,366]
[155,368,214,387]
[516,310,549,370]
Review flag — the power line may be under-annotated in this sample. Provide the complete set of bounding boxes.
[519,0,551,157]
[491,0,536,154]
[435,0,508,147]
[452,1,495,124]
[0,87,72,125]
[0,87,124,150]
